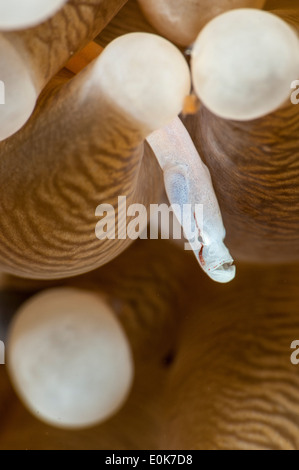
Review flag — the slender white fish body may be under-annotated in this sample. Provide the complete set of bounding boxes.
[147,117,236,283]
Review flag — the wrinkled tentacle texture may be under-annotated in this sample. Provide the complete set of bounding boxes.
[0,240,188,449]
[147,118,235,283]
[138,0,266,46]
[2,241,299,449]
[0,0,128,139]
[184,6,299,263]
[162,257,299,450]
[0,31,194,279]
[64,39,235,284]
[0,0,299,451]
[0,66,162,279]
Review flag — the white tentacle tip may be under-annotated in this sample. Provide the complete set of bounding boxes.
[0,34,38,141]
[0,0,68,30]
[191,9,299,121]
[7,288,134,429]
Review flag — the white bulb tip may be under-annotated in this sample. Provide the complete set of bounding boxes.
[0,0,67,30]
[191,9,299,121]
[95,33,191,131]
[7,288,134,429]
[0,35,38,141]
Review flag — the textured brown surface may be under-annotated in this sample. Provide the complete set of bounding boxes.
[137,0,266,46]
[184,5,299,263]
[163,259,299,450]
[0,68,163,279]
[96,0,157,48]
[0,0,299,451]
[1,241,299,449]
[4,0,128,89]
[184,99,299,263]
[0,240,188,450]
